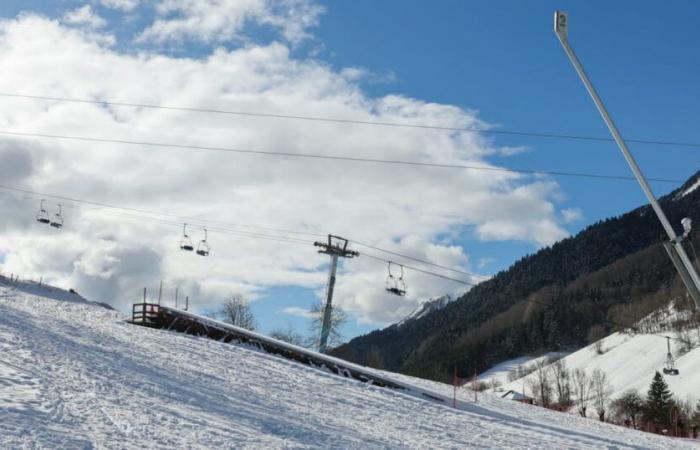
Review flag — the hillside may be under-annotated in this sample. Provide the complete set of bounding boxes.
[332,170,700,382]
[0,281,692,448]
[498,307,700,402]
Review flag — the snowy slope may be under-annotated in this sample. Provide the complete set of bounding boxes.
[478,352,569,387]
[0,284,694,449]
[500,328,700,402]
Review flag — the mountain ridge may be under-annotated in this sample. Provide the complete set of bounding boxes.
[332,170,700,382]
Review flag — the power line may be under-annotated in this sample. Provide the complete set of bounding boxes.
[1,91,699,149]
[0,130,684,184]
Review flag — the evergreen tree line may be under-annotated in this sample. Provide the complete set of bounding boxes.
[332,172,700,383]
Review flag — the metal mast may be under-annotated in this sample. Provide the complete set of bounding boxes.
[313,235,359,353]
[554,11,700,308]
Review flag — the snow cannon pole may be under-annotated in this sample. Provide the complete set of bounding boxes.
[554,10,700,309]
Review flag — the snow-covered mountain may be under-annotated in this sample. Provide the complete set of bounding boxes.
[396,294,456,327]
[0,280,691,448]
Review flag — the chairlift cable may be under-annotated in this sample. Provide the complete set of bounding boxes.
[363,253,478,286]
[0,183,324,238]
[350,240,489,279]
[1,184,493,279]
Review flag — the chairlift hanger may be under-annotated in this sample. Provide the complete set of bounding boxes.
[196,228,210,256]
[49,204,64,229]
[385,261,406,296]
[36,199,50,224]
[663,336,679,376]
[180,223,194,251]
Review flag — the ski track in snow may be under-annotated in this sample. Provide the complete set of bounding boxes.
[0,285,695,449]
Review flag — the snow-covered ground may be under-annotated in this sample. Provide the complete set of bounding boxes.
[499,327,700,402]
[478,352,569,387]
[0,282,694,449]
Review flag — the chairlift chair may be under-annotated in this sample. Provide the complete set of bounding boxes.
[196,228,210,256]
[179,223,194,251]
[36,200,50,224]
[385,262,407,296]
[663,336,679,376]
[49,204,64,229]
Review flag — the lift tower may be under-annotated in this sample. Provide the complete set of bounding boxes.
[313,235,359,353]
[554,11,700,309]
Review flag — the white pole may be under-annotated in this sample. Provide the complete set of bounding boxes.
[554,11,700,308]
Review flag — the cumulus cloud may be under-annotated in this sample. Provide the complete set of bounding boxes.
[63,5,107,29]
[99,0,140,12]
[562,207,583,223]
[0,9,574,324]
[139,0,323,44]
[281,306,315,319]
[0,140,35,182]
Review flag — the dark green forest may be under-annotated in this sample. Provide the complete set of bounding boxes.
[332,171,700,383]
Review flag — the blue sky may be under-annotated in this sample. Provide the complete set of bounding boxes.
[0,1,697,343]
[317,1,699,269]
[300,1,699,338]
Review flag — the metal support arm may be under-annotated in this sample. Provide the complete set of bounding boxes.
[554,11,700,308]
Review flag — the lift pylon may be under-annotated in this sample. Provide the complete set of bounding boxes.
[313,235,359,353]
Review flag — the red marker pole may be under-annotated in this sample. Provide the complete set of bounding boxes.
[453,366,457,408]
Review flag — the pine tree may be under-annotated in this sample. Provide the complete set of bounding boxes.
[644,371,673,429]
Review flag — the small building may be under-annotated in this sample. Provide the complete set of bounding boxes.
[501,390,533,404]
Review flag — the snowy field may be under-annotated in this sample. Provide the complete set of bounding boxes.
[477,352,569,387]
[500,324,700,402]
[0,283,695,449]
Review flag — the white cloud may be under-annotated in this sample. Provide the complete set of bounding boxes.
[99,0,140,11]
[0,12,574,326]
[477,257,494,269]
[281,306,315,319]
[139,0,323,44]
[562,207,583,223]
[63,5,107,29]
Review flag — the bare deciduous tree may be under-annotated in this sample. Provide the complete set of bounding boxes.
[526,359,552,407]
[677,328,694,355]
[588,325,606,355]
[308,300,347,350]
[591,368,611,422]
[219,295,256,331]
[572,368,593,417]
[551,359,572,408]
[270,324,305,346]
